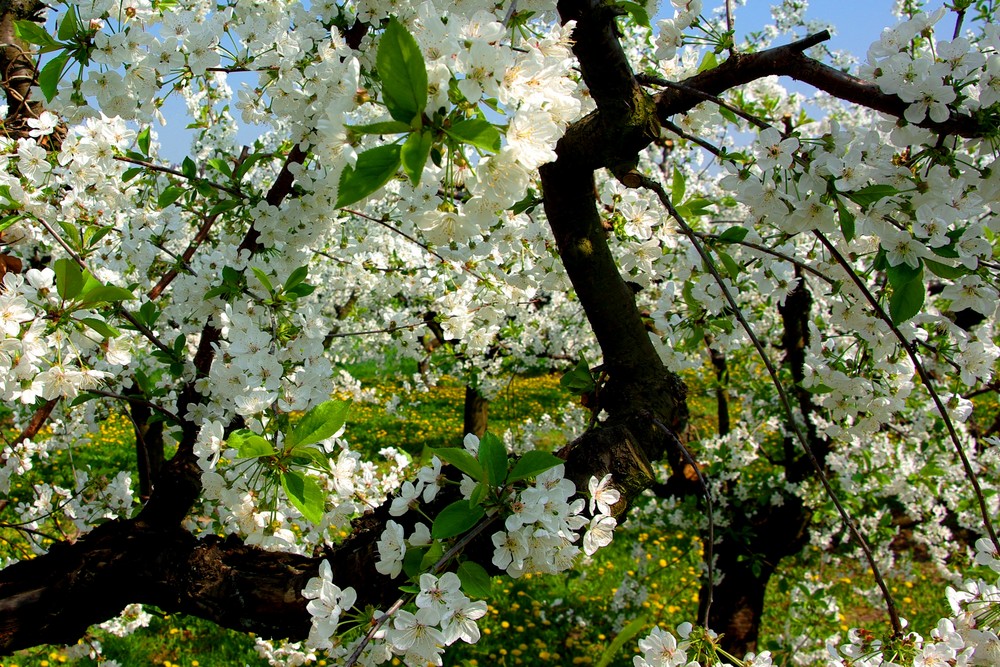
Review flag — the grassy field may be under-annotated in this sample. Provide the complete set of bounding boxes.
[0,367,959,667]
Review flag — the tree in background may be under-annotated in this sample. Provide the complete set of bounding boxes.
[0,0,999,664]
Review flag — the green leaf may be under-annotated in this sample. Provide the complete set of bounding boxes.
[288,444,332,471]
[431,447,483,482]
[718,226,748,243]
[38,52,69,102]
[837,199,855,242]
[286,400,352,449]
[671,167,686,203]
[137,127,151,156]
[508,450,564,483]
[57,10,78,41]
[845,184,898,208]
[431,499,485,539]
[420,541,444,570]
[560,355,596,395]
[158,185,185,208]
[445,119,501,152]
[251,267,275,295]
[595,616,649,667]
[228,430,276,458]
[14,20,60,51]
[697,50,718,73]
[281,470,326,524]
[477,431,508,488]
[889,268,925,325]
[336,143,402,208]
[401,130,433,186]
[886,261,922,288]
[207,157,232,177]
[924,258,967,280]
[284,265,309,292]
[617,1,650,27]
[377,17,428,124]
[403,545,429,578]
[718,106,739,124]
[234,152,270,183]
[457,561,492,598]
[346,120,412,135]
[78,317,120,339]
[718,250,741,279]
[208,198,240,216]
[181,156,197,179]
[0,214,26,235]
[77,284,135,305]
[53,258,84,300]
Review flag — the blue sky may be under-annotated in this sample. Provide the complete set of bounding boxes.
[154,1,936,163]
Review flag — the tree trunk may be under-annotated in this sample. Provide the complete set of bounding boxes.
[463,385,488,438]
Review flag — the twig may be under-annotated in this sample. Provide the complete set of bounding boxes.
[638,172,904,638]
[813,230,1000,555]
[343,516,497,667]
[638,73,769,130]
[148,212,220,300]
[342,209,488,283]
[114,155,246,199]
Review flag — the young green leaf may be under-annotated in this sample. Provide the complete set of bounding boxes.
[77,284,135,305]
[889,269,925,325]
[57,9,78,41]
[137,127,151,156]
[336,143,402,208]
[281,470,326,524]
[431,499,485,539]
[595,616,649,667]
[377,17,428,124]
[286,399,351,449]
[53,258,84,300]
[671,167,686,203]
[38,52,69,102]
[457,560,493,598]
[401,130,433,185]
[445,119,501,152]
[14,20,61,51]
[228,430,276,458]
[477,431,508,488]
[508,450,564,483]
[431,447,483,482]
[717,226,749,243]
[837,199,856,242]
[846,184,898,208]
[560,355,596,395]
[78,317,120,340]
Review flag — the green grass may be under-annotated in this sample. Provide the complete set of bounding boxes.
[0,369,960,667]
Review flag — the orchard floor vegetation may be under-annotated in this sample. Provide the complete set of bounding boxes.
[0,363,966,667]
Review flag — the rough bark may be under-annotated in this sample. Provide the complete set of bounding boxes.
[463,385,489,438]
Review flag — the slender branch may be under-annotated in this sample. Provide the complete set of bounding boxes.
[114,156,246,199]
[148,212,220,300]
[638,173,904,638]
[33,215,176,357]
[640,74,769,130]
[812,230,1000,554]
[326,321,425,339]
[341,209,487,283]
[695,231,836,284]
[85,389,179,424]
[343,516,498,667]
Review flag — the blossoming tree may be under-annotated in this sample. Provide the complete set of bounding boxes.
[1,0,999,664]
